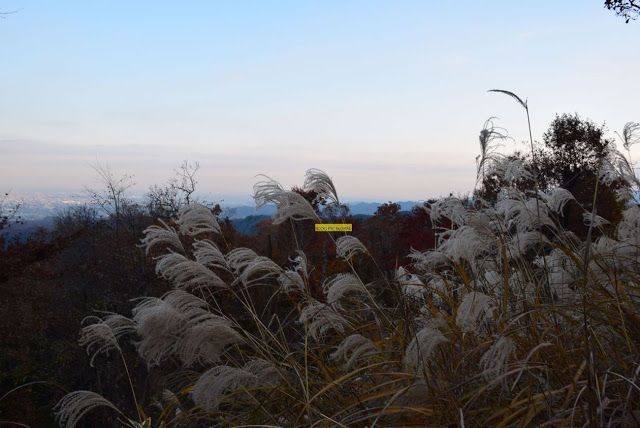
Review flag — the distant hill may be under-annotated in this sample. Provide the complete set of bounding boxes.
[231,215,270,236]
[222,201,422,219]
[0,217,56,247]
[346,201,421,215]
[1,200,425,242]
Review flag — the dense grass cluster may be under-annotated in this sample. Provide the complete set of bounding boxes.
[51,137,640,427]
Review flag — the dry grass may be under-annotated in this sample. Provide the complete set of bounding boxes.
[49,129,640,427]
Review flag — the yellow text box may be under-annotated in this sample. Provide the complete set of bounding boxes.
[315,223,352,232]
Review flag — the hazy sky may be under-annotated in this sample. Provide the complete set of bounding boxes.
[1,1,639,202]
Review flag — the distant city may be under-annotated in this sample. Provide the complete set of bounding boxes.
[3,191,424,221]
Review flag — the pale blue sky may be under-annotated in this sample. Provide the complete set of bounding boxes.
[1,1,638,201]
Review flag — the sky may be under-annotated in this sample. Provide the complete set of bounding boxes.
[0,1,639,203]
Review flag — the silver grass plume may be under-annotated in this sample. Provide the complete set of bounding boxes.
[278,251,308,293]
[456,291,495,333]
[437,226,493,263]
[508,230,549,258]
[54,391,122,428]
[496,196,554,232]
[238,256,282,285]
[323,273,365,306]
[600,151,640,200]
[278,270,305,294]
[191,365,258,412]
[425,277,451,306]
[253,175,318,224]
[479,336,516,382]
[179,315,244,366]
[540,187,575,214]
[243,358,281,386]
[272,190,319,224]
[176,203,221,236]
[131,297,185,366]
[252,175,285,207]
[620,121,640,151]
[429,197,468,226]
[618,206,640,245]
[404,323,449,372]
[132,290,242,366]
[155,252,227,289]
[304,168,340,205]
[476,117,509,185]
[140,220,184,255]
[192,239,228,271]
[79,314,135,367]
[409,249,450,271]
[483,270,502,293]
[335,235,368,261]
[396,267,426,303]
[534,249,579,304]
[330,333,379,371]
[226,247,259,272]
[487,156,533,185]
[299,300,349,340]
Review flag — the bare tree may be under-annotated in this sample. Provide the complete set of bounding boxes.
[145,160,201,219]
[174,160,199,205]
[85,162,136,232]
[146,183,181,219]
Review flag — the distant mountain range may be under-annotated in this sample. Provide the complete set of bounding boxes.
[3,191,422,221]
[1,198,424,245]
[221,201,421,219]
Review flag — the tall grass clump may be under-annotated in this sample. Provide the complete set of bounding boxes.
[54,121,640,426]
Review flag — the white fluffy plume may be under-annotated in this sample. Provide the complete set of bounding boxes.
[299,300,350,340]
[479,336,516,382]
[508,231,548,258]
[540,188,575,214]
[488,156,533,185]
[303,168,340,205]
[155,252,227,290]
[497,196,554,232]
[54,391,121,428]
[323,273,365,306]
[330,333,379,371]
[404,324,449,372]
[140,220,184,255]
[278,270,305,294]
[242,358,282,386]
[253,175,318,224]
[226,247,259,271]
[192,239,228,271]
[177,203,221,235]
[179,315,244,367]
[277,251,309,293]
[429,197,468,226]
[132,290,242,366]
[397,267,426,303]
[456,291,495,333]
[409,249,450,270]
[438,226,493,262]
[79,314,135,367]
[238,256,282,285]
[192,365,258,412]
[335,235,368,260]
